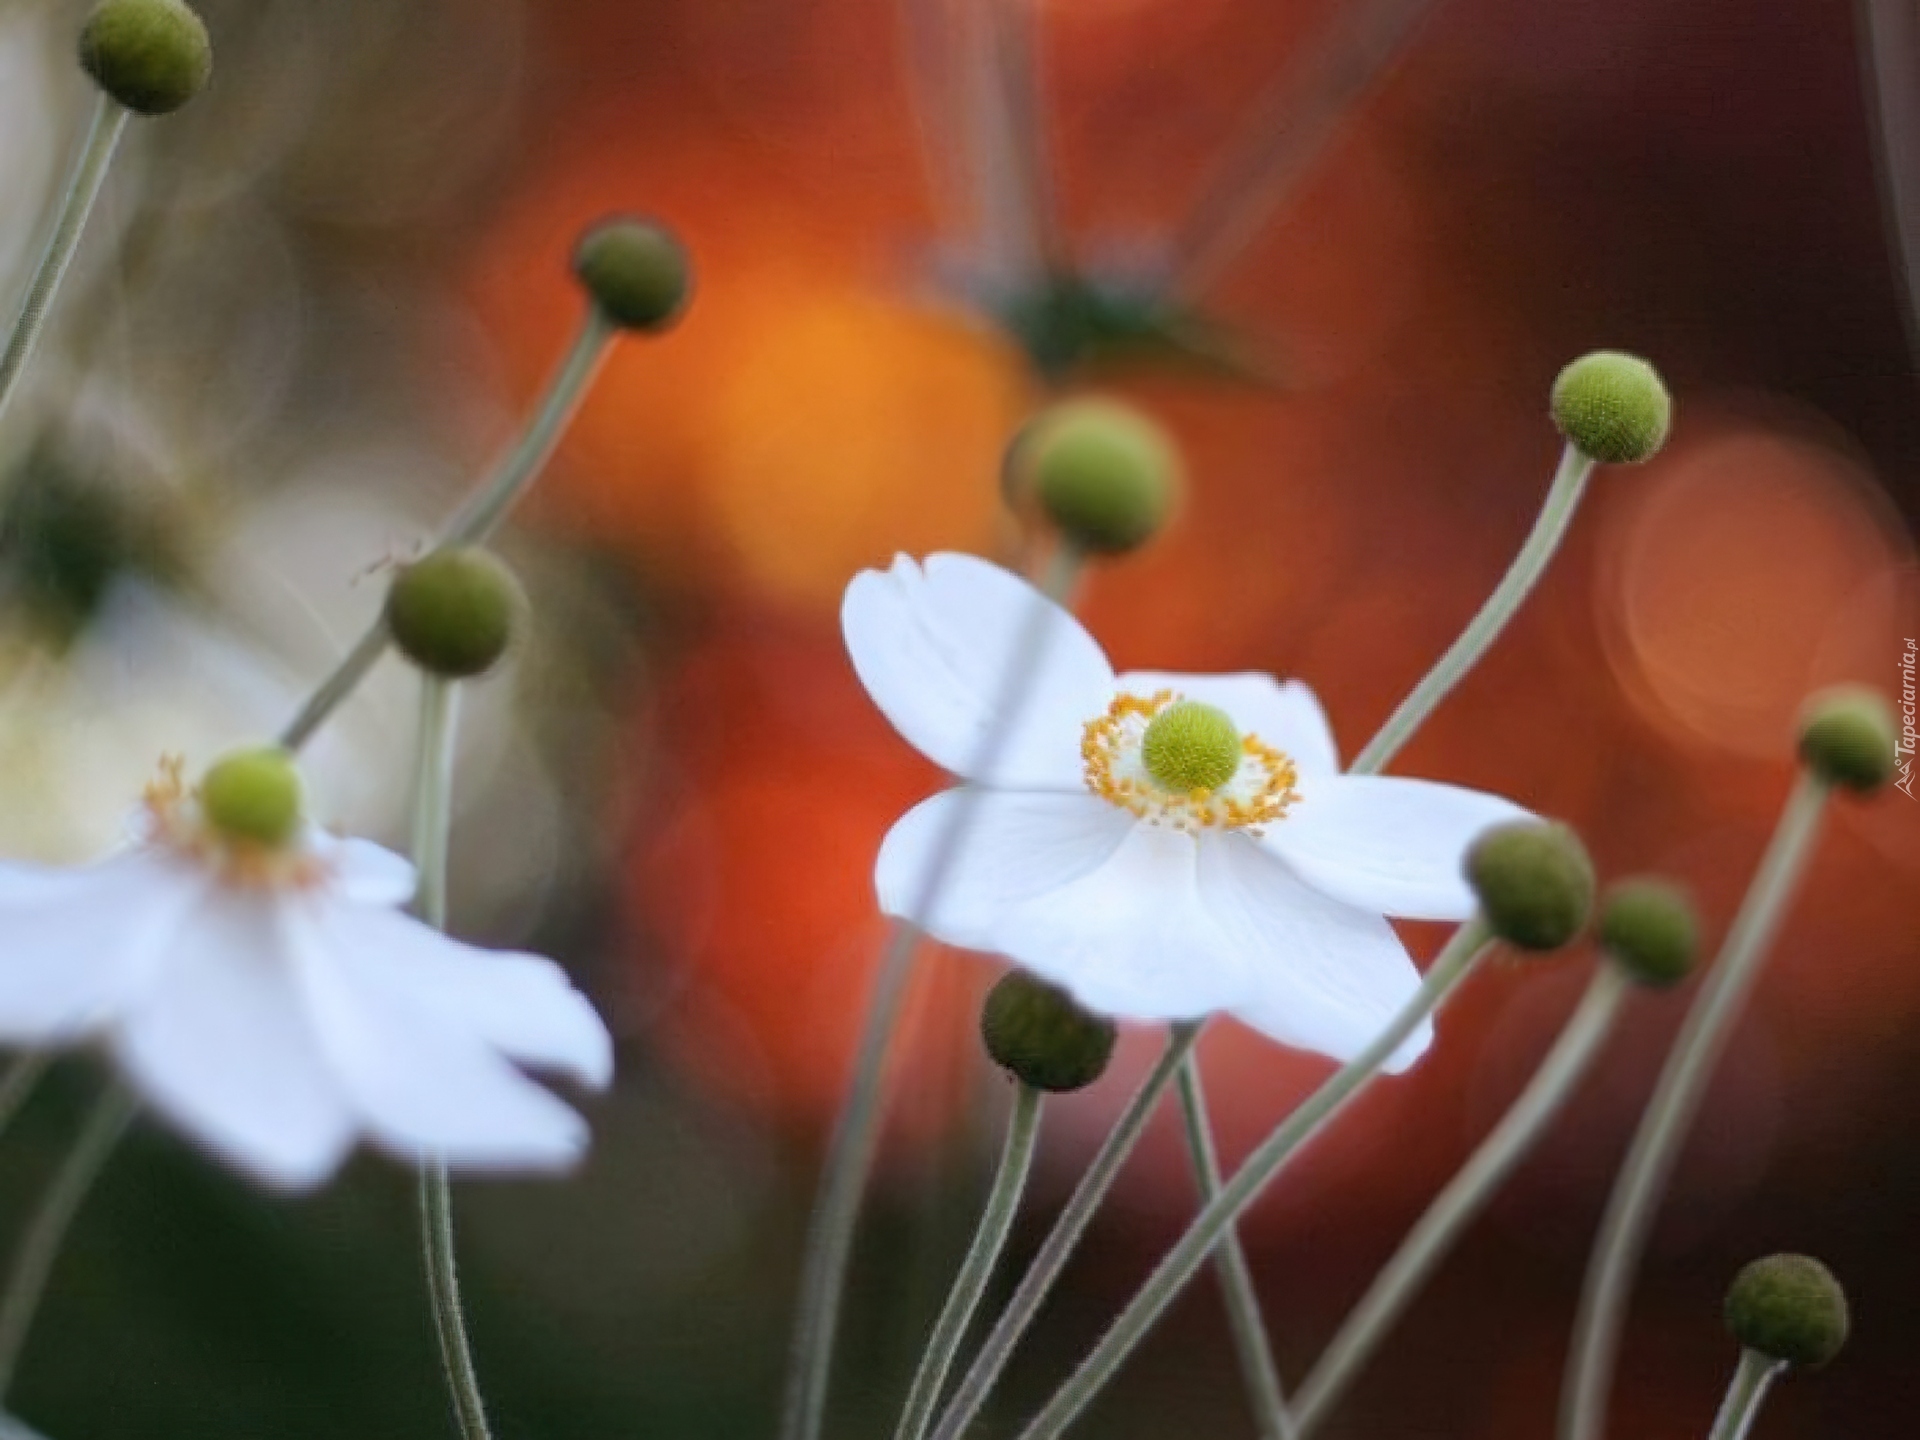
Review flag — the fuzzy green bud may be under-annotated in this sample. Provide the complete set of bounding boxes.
[1014,398,1180,554]
[1725,1254,1849,1369]
[199,747,301,848]
[1550,351,1672,465]
[573,218,692,332]
[1598,879,1700,988]
[980,973,1116,1093]
[384,548,525,679]
[1464,821,1595,952]
[1797,686,1897,793]
[78,0,211,116]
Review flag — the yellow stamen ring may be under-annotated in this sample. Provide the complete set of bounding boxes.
[1081,690,1300,833]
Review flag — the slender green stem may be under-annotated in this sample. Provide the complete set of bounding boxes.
[1706,1348,1784,1440]
[405,674,492,1440]
[779,545,1084,1440]
[1176,1055,1293,1440]
[0,95,129,429]
[1349,444,1594,777]
[1292,964,1632,1437]
[1011,920,1494,1440]
[1559,773,1829,1440]
[0,1082,136,1401]
[893,1084,1045,1440]
[927,1026,1202,1440]
[276,313,616,752]
[0,1054,51,1143]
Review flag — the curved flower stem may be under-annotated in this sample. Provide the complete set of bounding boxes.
[1291,964,1632,1438]
[779,544,1085,1440]
[1559,772,1829,1440]
[1706,1349,1784,1440]
[277,312,616,752]
[893,1084,1045,1440]
[1010,920,1493,1440]
[927,1025,1201,1440]
[404,674,493,1440]
[1175,1055,1293,1440]
[0,1054,51,1145]
[0,1081,137,1402]
[0,95,129,430]
[1348,444,1594,778]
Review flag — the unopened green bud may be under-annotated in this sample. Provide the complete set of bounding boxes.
[385,548,525,679]
[1598,879,1699,988]
[1797,686,1896,793]
[573,218,692,332]
[981,973,1116,1093]
[1725,1254,1849,1369]
[1014,398,1180,554]
[200,747,301,848]
[78,0,211,116]
[1464,821,1594,951]
[1550,351,1671,465]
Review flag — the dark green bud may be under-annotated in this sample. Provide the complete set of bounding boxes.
[1013,398,1180,554]
[199,747,301,848]
[1598,879,1700,988]
[1550,351,1672,465]
[573,218,692,332]
[79,0,211,116]
[385,548,525,679]
[1725,1254,1849,1369]
[980,973,1115,1093]
[1797,686,1897,793]
[1464,821,1595,951]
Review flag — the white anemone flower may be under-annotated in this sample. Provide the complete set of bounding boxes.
[845,553,1533,1071]
[0,753,612,1189]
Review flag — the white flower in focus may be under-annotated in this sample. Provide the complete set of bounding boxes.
[0,752,611,1189]
[845,554,1534,1071]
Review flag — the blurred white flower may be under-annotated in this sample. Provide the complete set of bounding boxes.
[845,553,1529,1071]
[0,758,611,1189]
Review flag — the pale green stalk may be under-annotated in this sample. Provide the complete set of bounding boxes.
[893,1084,1045,1440]
[0,1054,50,1143]
[1176,1055,1292,1440]
[1559,773,1829,1440]
[1705,1349,1784,1440]
[406,675,492,1440]
[1349,444,1594,777]
[277,313,615,752]
[1292,964,1631,1437]
[0,1082,136,1400]
[927,1026,1201,1440]
[779,544,1084,1440]
[0,95,129,428]
[1010,920,1494,1440]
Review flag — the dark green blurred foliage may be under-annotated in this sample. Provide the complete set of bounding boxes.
[995,272,1270,386]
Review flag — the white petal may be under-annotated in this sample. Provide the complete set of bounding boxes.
[0,854,202,1043]
[289,903,590,1172]
[319,905,612,1088]
[876,788,1135,945]
[843,553,1113,788]
[321,835,417,907]
[1202,836,1433,1072]
[111,887,359,1189]
[1261,775,1534,920]
[1117,671,1340,775]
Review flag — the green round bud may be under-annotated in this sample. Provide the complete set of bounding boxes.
[1016,398,1180,554]
[572,218,692,332]
[1141,701,1241,793]
[1550,351,1672,465]
[1797,686,1897,793]
[1464,821,1595,952]
[1725,1254,1849,1369]
[78,0,211,116]
[980,973,1116,1093]
[1598,879,1700,988]
[199,747,302,848]
[384,548,525,679]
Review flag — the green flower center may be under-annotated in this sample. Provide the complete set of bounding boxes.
[1140,701,1241,793]
[199,747,303,848]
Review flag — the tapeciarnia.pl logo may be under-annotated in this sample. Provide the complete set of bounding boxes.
[1898,638,1916,799]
